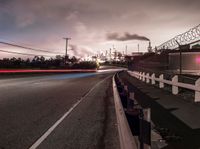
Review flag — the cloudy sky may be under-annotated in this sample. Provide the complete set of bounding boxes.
[0,0,200,58]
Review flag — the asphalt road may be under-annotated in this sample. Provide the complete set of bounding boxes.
[0,70,121,149]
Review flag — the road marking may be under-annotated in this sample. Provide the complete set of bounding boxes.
[29,75,111,149]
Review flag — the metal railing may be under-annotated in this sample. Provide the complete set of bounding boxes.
[128,71,200,102]
[112,75,138,149]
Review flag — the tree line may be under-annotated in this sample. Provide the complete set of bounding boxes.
[0,55,98,69]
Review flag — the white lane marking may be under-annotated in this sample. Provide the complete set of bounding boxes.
[29,75,111,149]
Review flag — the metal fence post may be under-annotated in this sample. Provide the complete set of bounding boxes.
[195,78,200,102]
[172,75,178,95]
[159,74,164,88]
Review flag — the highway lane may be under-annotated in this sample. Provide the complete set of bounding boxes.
[0,70,120,149]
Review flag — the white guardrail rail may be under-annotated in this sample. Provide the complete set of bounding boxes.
[112,75,138,149]
[127,71,200,102]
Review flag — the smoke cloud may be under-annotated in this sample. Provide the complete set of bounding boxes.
[69,44,94,58]
[107,32,150,41]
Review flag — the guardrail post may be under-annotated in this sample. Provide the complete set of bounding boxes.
[146,73,150,83]
[159,74,164,88]
[130,92,135,100]
[139,108,151,149]
[172,75,178,95]
[124,85,129,96]
[127,92,135,109]
[151,73,155,85]
[143,108,151,149]
[142,72,145,82]
[195,78,200,102]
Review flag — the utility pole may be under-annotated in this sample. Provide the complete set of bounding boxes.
[138,44,140,53]
[63,37,71,58]
[125,45,128,55]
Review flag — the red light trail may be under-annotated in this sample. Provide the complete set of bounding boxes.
[0,69,97,73]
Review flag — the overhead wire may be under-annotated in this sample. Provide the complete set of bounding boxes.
[0,41,64,55]
[0,49,54,57]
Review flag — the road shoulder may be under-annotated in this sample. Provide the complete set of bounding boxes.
[36,76,120,149]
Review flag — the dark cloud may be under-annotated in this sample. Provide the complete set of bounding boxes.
[107,32,150,41]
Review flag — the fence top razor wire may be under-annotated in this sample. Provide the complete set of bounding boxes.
[157,24,200,50]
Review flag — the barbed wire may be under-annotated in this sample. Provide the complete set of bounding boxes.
[157,24,200,50]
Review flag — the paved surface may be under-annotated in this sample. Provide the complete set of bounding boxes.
[0,69,120,149]
[119,71,200,149]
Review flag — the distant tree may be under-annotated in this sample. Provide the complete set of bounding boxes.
[69,56,78,64]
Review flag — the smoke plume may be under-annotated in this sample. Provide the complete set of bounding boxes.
[69,44,94,58]
[107,32,150,41]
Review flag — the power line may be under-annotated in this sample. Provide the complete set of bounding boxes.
[0,41,64,55]
[0,49,54,57]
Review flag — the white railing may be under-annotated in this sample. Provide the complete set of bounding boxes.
[127,71,200,102]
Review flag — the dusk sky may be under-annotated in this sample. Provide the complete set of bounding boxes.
[0,0,200,58]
